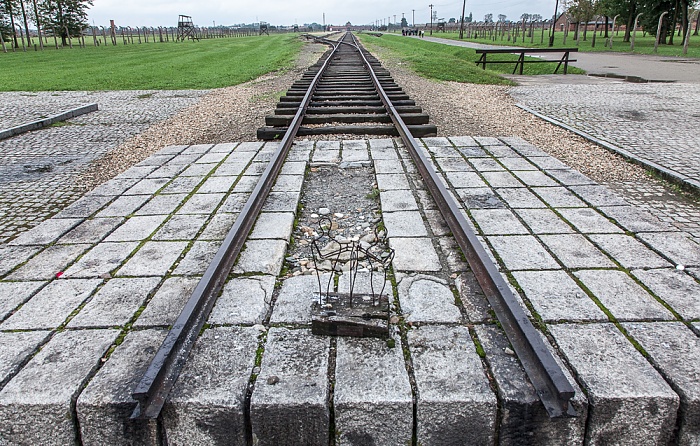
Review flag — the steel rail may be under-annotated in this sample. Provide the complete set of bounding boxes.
[130,38,341,420]
[348,33,577,418]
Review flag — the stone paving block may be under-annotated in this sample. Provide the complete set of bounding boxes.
[180,163,218,177]
[287,147,312,162]
[502,138,550,157]
[218,193,248,213]
[496,157,535,171]
[146,163,186,179]
[209,142,238,153]
[209,275,275,325]
[233,239,287,275]
[539,234,615,269]
[470,158,504,172]
[569,185,628,207]
[532,187,587,208]
[415,190,437,210]
[435,157,473,172]
[486,145,519,158]
[53,194,113,219]
[279,161,306,175]
[160,176,202,194]
[557,207,624,234]
[77,329,165,446]
[116,241,187,277]
[225,152,256,165]
[195,151,227,164]
[438,237,470,272]
[0,281,45,321]
[0,329,118,446]
[380,189,419,212]
[408,325,496,446]
[550,323,678,446]
[134,276,200,327]
[236,141,264,152]
[270,274,326,324]
[62,242,139,278]
[232,175,260,193]
[135,154,175,167]
[423,136,451,147]
[337,271,390,296]
[177,193,226,215]
[457,187,505,209]
[251,328,329,446]
[373,159,403,174]
[198,213,238,240]
[195,176,236,193]
[481,171,524,188]
[90,177,140,196]
[0,331,50,386]
[636,232,700,267]
[124,178,169,195]
[9,217,83,246]
[445,171,486,188]
[166,153,202,165]
[488,235,560,270]
[249,212,294,240]
[152,214,208,241]
[397,274,461,323]
[181,144,214,155]
[382,211,428,237]
[369,138,395,150]
[389,237,442,272]
[623,322,700,446]
[455,271,491,322]
[471,209,529,235]
[448,136,478,146]
[334,335,413,446]
[589,234,672,269]
[104,215,168,242]
[163,326,258,446]
[312,148,340,164]
[575,269,674,320]
[546,168,597,186]
[474,324,587,444]
[424,209,450,236]
[632,268,700,320]
[495,187,546,208]
[457,146,488,157]
[173,241,219,276]
[428,146,460,159]
[96,194,150,218]
[2,279,101,329]
[134,193,186,216]
[527,156,570,170]
[58,217,124,244]
[213,162,247,177]
[515,208,575,234]
[7,243,91,280]
[512,270,607,322]
[474,136,501,146]
[598,205,676,233]
[68,277,160,328]
[376,173,411,190]
[262,191,300,213]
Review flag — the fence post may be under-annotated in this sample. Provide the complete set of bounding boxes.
[630,13,642,50]
[654,11,669,52]
[592,16,600,47]
[683,11,697,54]
[0,32,6,53]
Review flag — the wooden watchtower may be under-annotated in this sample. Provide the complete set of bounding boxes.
[176,15,199,41]
[259,22,269,35]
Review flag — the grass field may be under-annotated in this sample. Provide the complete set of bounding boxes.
[357,33,584,85]
[0,34,303,91]
[435,30,700,59]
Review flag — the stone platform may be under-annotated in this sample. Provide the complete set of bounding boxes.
[0,137,698,445]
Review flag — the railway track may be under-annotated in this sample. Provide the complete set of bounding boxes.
[131,31,575,424]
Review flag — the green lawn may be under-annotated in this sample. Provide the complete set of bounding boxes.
[435,30,700,59]
[0,34,303,91]
[357,33,584,85]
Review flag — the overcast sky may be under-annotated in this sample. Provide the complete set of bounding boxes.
[87,0,556,28]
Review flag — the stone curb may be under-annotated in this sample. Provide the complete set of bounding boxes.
[0,103,99,141]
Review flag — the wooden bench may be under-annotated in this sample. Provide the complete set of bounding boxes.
[475,47,578,75]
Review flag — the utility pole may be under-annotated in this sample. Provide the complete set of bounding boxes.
[429,4,434,35]
[549,0,559,46]
[412,9,415,27]
[459,0,466,39]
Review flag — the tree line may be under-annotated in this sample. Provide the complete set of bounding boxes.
[1,0,92,48]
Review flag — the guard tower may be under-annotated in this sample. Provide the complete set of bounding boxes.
[176,15,198,41]
[437,20,446,32]
[259,22,269,35]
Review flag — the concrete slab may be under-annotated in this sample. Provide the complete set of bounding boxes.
[389,237,442,272]
[486,145,520,158]
[249,212,294,240]
[569,185,628,207]
[408,325,496,445]
[152,214,209,241]
[134,276,199,327]
[115,241,187,277]
[515,208,575,234]
[539,234,616,269]
[513,270,607,322]
[623,322,700,446]
[9,217,83,246]
[457,187,505,209]
[104,215,168,242]
[471,209,529,235]
[575,269,674,320]
[488,235,560,270]
[531,186,587,208]
[557,207,624,234]
[209,275,276,325]
[57,217,124,244]
[134,193,186,215]
[163,326,258,445]
[589,234,672,269]
[334,335,413,446]
[7,243,90,280]
[77,329,165,446]
[481,171,525,188]
[173,241,219,276]
[598,205,676,233]
[0,281,45,320]
[636,232,700,268]
[470,158,504,172]
[270,274,323,324]
[233,175,261,193]
[53,194,113,219]
[376,173,411,191]
[445,171,487,188]
[2,279,101,329]
[632,268,700,320]
[397,274,461,323]
[546,169,596,186]
[160,176,202,194]
[63,242,139,278]
[0,329,118,445]
[176,193,226,215]
[550,323,678,445]
[495,187,547,208]
[218,193,248,213]
[379,189,419,212]
[124,178,169,195]
[90,177,140,196]
[435,157,474,172]
[96,194,150,218]
[0,331,50,386]
[197,213,238,240]
[382,211,428,237]
[233,239,287,275]
[180,163,218,177]
[262,191,300,213]
[524,156,568,171]
[448,136,478,147]
[251,328,329,446]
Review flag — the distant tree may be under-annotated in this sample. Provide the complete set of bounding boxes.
[1,0,12,38]
[38,0,92,45]
[401,17,408,27]
[520,13,531,21]
[467,12,473,22]
[498,14,507,22]
[532,13,543,21]
[484,13,493,22]
[448,17,456,23]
